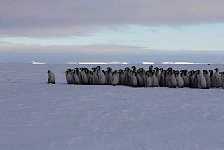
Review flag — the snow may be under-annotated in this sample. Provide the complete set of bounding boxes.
[1,64,224,150]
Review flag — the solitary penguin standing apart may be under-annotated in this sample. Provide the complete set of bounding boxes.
[47,70,55,84]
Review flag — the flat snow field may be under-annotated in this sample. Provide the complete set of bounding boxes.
[1,64,224,150]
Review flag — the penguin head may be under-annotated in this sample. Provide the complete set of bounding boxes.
[214,68,219,72]
[47,70,50,73]
[149,65,153,70]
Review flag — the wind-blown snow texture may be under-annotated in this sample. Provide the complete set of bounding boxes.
[1,64,224,150]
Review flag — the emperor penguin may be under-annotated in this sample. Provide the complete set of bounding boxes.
[139,68,146,86]
[136,70,144,87]
[203,70,210,89]
[124,67,131,86]
[130,71,138,87]
[197,70,207,89]
[145,72,152,87]
[159,68,165,87]
[92,67,99,85]
[80,68,88,84]
[106,67,113,85]
[214,68,221,88]
[154,67,160,83]
[47,70,55,84]
[73,69,80,84]
[175,71,184,88]
[182,70,190,87]
[170,71,177,88]
[209,70,215,87]
[118,70,125,85]
[97,66,106,85]
[112,70,119,86]
[65,69,74,84]
[75,68,82,84]
[87,71,94,85]
[151,71,159,87]
[165,70,172,88]
[220,72,224,89]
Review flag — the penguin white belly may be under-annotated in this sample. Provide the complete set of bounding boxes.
[198,74,206,89]
[176,75,184,88]
[130,74,137,87]
[145,76,152,87]
[66,73,74,84]
[112,74,119,86]
[81,71,88,84]
[152,75,159,87]
[73,73,80,84]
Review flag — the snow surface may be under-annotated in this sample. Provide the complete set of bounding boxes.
[1,64,224,150]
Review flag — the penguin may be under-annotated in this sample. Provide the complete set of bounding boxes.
[188,70,195,88]
[106,67,113,85]
[214,68,221,88]
[165,70,172,88]
[86,69,93,85]
[118,70,125,85]
[151,71,159,87]
[175,71,184,88]
[209,70,215,88]
[130,71,138,87]
[112,70,119,86]
[73,69,80,84]
[65,69,74,84]
[136,71,143,87]
[80,68,89,84]
[194,70,200,88]
[97,66,106,85]
[203,70,210,89]
[139,68,146,87]
[182,70,190,87]
[145,72,153,87]
[154,67,160,83]
[74,68,82,84]
[159,68,166,87]
[92,67,99,85]
[197,70,207,89]
[220,72,224,89]
[170,71,177,88]
[47,70,55,84]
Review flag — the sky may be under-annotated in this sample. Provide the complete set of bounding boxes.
[0,0,224,64]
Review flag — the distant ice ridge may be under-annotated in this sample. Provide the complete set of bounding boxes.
[68,61,129,65]
[66,62,77,64]
[31,61,46,64]
[162,62,195,64]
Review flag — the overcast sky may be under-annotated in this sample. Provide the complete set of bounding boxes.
[0,0,224,63]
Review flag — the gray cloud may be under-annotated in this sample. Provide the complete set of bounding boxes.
[1,0,224,36]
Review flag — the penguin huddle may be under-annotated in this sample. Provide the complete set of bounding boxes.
[62,65,224,89]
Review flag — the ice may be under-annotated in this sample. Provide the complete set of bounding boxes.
[0,64,224,150]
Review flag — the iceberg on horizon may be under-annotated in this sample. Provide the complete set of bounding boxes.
[31,61,46,65]
[142,62,155,64]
